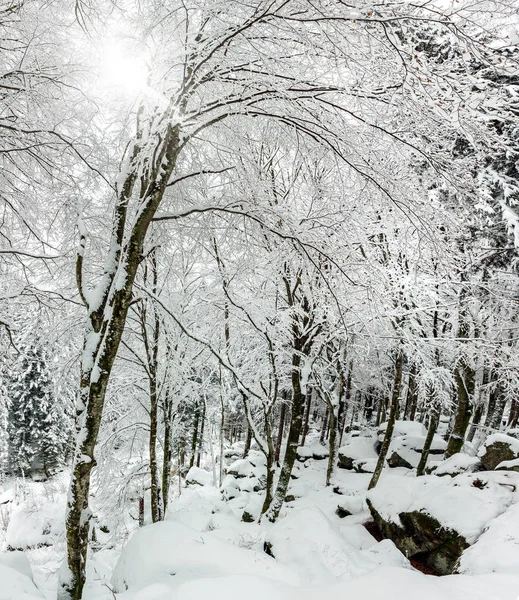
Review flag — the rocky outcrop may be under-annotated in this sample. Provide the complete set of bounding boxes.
[366,499,469,574]
[478,434,519,470]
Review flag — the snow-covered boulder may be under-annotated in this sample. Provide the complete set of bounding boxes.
[366,471,519,574]
[186,466,213,486]
[352,458,377,473]
[112,521,297,593]
[428,453,483,477]
[478,433,519,470]
[222,451,266,499]
[338,435,378,470]
[388,434,446,469]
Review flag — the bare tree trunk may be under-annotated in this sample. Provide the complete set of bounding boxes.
[138,496,145,527]
[416,405,439,476]
[488,382,506,431]
[266,351,306,522]
[196,398,206,467]
[161,389,173,516]
[467,402,484,443]
[369,347,403,490]
[274,398,287,464]
[508,398,519,428]
[300,391,312,446]
[243,423,252,458]
[404,363,417,420]
[189,399,201,469]
[320,408,329,444]
[445,363,474,458]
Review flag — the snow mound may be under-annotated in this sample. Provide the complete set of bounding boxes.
[266,507,410,584]
[6,501,64,550]
[378,420,427,441]
[0,564,43,599]
[458,501,519,575]
[165,487,233,532]
[0,551,33,580]
[186,466,213,486]
[112,521,299,593]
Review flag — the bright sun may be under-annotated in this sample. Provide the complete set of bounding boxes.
[99,41,148,95]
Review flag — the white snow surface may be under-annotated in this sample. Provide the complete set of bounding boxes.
[111,520,300,593]
[3,451,519,599]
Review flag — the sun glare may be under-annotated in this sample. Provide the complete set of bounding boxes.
[99,41,148,95]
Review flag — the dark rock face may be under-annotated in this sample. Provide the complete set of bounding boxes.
[387,451,414,470]
[337,451,355,470]
[479,436,519,470]
[366,499,469,574]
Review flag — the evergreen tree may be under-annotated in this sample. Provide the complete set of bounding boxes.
[7,345,64,478]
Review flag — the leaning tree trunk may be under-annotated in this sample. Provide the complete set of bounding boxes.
[416,404,439,476]
[266,350,306,522]
[368,347,403,490]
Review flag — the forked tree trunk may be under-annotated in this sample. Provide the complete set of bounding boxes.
[59,120,182,600]
[368,347,403,490]
[266,351,306,521]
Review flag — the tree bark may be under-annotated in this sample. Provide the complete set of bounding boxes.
[274,398,286,464]
[445,362,474,458]
[368,346,403,490]
[416,405,439,476]
[300,391,312,446]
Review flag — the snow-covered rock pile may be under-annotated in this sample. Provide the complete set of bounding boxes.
[221,450,267,501]
[186,466,214,486]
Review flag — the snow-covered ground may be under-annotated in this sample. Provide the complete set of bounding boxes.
[1,450,519,600]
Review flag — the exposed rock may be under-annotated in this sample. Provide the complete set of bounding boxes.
[241,511,255,523]
[478,433,519,470]
[366,499,469,574]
